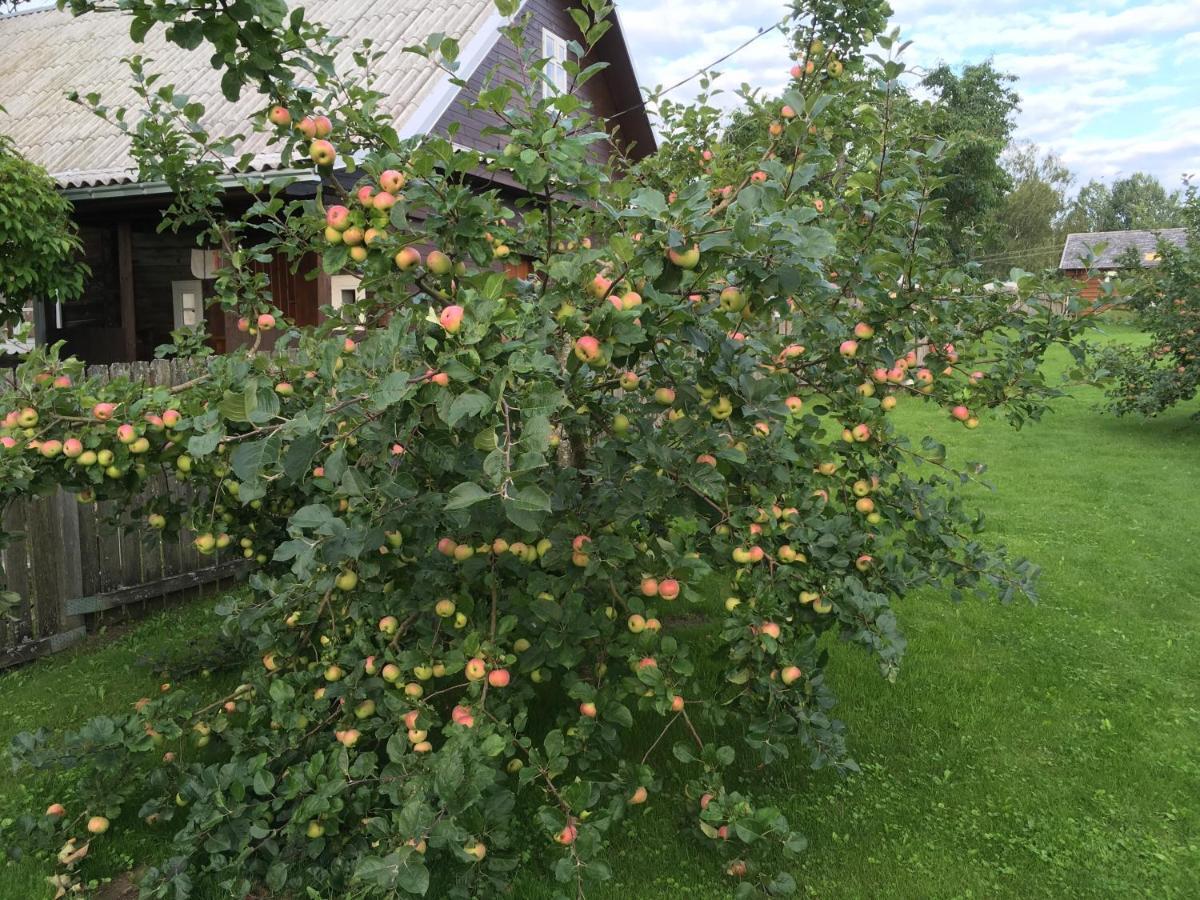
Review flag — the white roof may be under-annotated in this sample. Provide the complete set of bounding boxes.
[0,0,504,187]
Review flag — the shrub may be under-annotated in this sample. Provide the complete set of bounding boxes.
[1095,186,1199,418]
[0,134,87,328]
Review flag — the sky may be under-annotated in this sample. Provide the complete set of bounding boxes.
[615,0,1200,190]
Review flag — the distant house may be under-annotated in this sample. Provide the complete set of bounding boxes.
[1058,228,1188,303]
[0,1,654,363]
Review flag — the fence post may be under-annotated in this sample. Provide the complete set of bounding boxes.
[56,489,85,633]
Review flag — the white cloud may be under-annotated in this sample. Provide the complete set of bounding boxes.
[616,0,1200,187]
[615,0,792,99]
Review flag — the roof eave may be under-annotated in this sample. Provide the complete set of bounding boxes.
[60,169,320,202]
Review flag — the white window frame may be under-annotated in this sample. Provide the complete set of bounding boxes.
[542,28,570,98]
[329,274,367,327]
[171,280,204,331]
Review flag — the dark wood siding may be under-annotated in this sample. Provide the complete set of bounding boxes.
[434,0,630,164]
[129,224,202,359]
[45,222,199,363]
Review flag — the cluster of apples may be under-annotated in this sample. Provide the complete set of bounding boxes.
[787,39,842,79]
[1,398,190,494]
[190,475,297,560]
[698,791,765,855]
[269,105,473,283]
[268,104,337,169]
[572,268,759,373]
[42,802,109,835]
[313,617,522,761]
[836,324,987,427]
[320,167,414,265]
[436,534,553,565]
[234,311,278,337]
[554,783,651,846]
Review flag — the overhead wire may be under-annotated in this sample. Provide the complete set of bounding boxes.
[603,16,791,122]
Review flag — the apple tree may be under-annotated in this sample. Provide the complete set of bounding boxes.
[0,133,87,329]
[1094,186,1199,418]
[2,1,1085,897]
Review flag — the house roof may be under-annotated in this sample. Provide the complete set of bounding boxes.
[1059,228,1188,270]
[0,0,505,188]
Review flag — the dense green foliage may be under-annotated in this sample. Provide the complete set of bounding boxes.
[985,143,1074,273]
[1,1,1086,897]
[1063,172,1185,236]
[3,321,1196,899]
[917,62,1020,261]
[0,135,87,328]
[1094,188,1198,418]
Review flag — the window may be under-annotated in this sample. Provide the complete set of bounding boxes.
[329,275,364,311]
[329,274,367,327]
[542,28,569,97]
[171,280,203,330]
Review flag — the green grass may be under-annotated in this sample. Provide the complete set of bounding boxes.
[3,320,1198,898]
[0,601,234,898]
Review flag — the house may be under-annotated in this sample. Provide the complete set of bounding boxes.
[1058,228,1188,303]
[0,0,654,363]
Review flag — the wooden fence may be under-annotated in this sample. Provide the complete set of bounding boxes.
[1,360,245,669]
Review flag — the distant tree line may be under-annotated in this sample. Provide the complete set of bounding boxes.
[706,56,1185,278]
[911,61,1186,276]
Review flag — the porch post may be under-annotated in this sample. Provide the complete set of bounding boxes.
[117,222,137,360]
[315,263,332,325]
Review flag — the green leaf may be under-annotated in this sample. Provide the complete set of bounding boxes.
[371,371,415,411]
[503,484,551,530]
[507,484,550,512]
[481,733,505,756]
[167,19,204,50]
[568,8,591,37]
[386,733,407,763]
[282,433,319,481]
[218,389,253,423]
[444,390,492,427]
[252,769,276,796]
[187,429,222,458]
[630,188,668,217]
[230,434,281,484]
[672,742,697,764]
[220,68,243,102]
[445,482,492,510]
[269,680,294,704]
[130,17,153,42]
[291,504,335,531]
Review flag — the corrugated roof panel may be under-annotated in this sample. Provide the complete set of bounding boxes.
[1059,228,1188,270]
[0,0,500,187]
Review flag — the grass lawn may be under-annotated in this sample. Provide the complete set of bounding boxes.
[2,319,1198,898]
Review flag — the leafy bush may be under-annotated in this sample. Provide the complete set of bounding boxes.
[0,134,87,327]
[1,1,1084,896]
[1095,186,1199,418]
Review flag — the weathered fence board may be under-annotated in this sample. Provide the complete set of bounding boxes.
[1,501,31,649]
[1,358,247,669]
